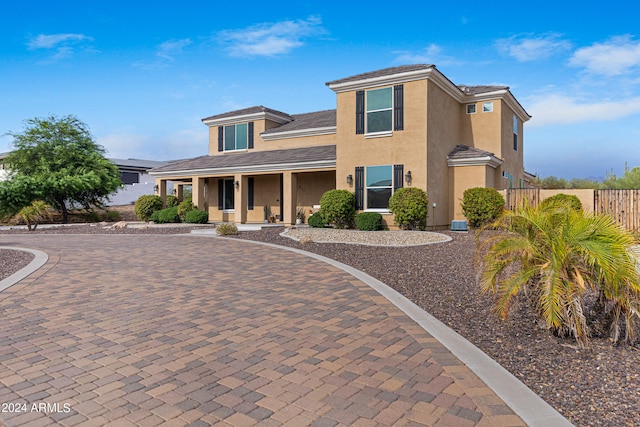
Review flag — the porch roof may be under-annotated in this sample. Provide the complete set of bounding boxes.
[447,145,503,168]
[149,145,336,177]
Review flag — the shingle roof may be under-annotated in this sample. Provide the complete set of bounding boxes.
[447,145,497,160]
[110,158,169,170]
[326,64,435,86]
[201,105,293,122]
[458,85,509,95]
[262,110,336,135]
[149,145,336,174]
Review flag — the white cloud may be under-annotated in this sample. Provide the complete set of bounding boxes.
[393,44,462,66]
[28,33,92,49]
[132,38,192,71]
[496,33,571,62]
[156,38,192,61]
[27,33,94,63]
[569,35,640,76]
[526,93,640,126]
[218,16,325,57]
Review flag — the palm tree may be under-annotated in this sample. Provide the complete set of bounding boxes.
[477,200,640,346]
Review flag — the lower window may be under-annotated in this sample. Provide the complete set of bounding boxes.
[223,178,234,210]
[366,165,392,209]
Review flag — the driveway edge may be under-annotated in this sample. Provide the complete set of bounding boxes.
[222,236,573,427]
[0,247,49,293]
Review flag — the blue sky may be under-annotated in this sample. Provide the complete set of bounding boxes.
[1,1,639,179]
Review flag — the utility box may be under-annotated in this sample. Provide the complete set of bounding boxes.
[451,220,468,231]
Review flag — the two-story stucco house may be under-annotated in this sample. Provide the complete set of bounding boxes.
[149,64,531,227]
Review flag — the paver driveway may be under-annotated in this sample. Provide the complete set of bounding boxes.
[0,234,528,426]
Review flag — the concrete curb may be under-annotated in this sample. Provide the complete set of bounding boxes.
[223,237,573,427]
[0,247,49,293]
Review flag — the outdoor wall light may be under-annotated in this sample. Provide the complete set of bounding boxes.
[346,174,353,186]
[153,184,159,193]
[405,170,412,185]
[234,180,240,190]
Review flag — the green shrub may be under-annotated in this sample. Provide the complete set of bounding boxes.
[150,206,180,223]
[461,187,505,228]
[540,193,583,211]
[388,187,428,230]
[165,194,179,208]
[135,195,163,221]
[16,200,52,231]
[177,197,195,221]
[216,223,238,235]
[319,190,356,229]
[102,210,121,222]
[307,212,325,228]
[355,212,383,231]
[185,209,209,224]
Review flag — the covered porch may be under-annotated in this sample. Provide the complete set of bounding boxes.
[149,145,336,225]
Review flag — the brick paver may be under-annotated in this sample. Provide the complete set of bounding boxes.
[0,234,526,426]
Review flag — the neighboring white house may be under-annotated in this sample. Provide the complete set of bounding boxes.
[107,158,170,206]
[0,154,169,206]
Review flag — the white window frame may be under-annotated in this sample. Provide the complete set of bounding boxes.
[466,104,476,114]
[482,102,493,112]
[365,87,393,137]
[365,165,393,212]
[223,123,249,152]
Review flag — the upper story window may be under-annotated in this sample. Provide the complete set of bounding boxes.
[217,122,254,152]
[466,104,476,114]
[224,123,248,151]
[483,102,493,112]
[356,85,403,135]
[366,88,393,133]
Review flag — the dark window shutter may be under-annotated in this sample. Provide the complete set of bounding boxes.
[356,90,365,134]
[355,166,364,210]
[217,179,224,209]
[248,177,254,210]
[394,85,404,131]
[248,122,254,149]
[394,164,404,191]
[217,126,224,152]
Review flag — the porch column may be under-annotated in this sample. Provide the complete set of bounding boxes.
[234,174,247,224]
[282,171,297,225]
[192,177,206,210]
[176,184,184,200]
[156,178,167,204]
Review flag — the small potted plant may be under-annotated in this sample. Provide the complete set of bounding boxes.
[296,207,305,225]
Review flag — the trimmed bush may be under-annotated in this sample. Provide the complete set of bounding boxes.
[307,212,325,228]
[319,190,356,229]
[461,187,505,228]
[355,212,383,231]
[388,187,428,230]
[540,193,583,211]
[185,209,209,224]
[216,223,238,235]
[150,206,180,223]
[165,194,179,208]
[134,194,163,221]
[177,197,195,221]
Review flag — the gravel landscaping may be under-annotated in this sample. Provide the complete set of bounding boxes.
[0,222,638,426]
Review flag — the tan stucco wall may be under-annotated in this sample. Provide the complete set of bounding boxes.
[449,165,492,220]
[335,79,428,193]
[426,80,462,226]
